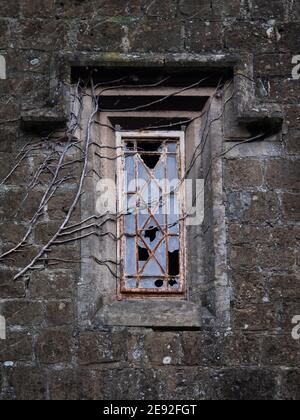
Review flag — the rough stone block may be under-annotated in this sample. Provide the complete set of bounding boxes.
[0,270,25,298]
[261,335,300,367]
[45,301,74,326]
[78,331,126,365]
[76,21,125,52]
[227,191,280,222]
[185,21,223,53]
[286,129,300,154]
[129,21,183,53]
[29,271,74,300]
[225,159,263,188]
[182,331,223,366]
[213,368,278,400]
[251,0,285,19]
[144,332,182,366]
[266,159,300,190]
[35,329,73,364]
[282,193,300,221]
[0,331,33,362]
[2,300,44,327]
[178,0,212,18]
[5,367,47,400]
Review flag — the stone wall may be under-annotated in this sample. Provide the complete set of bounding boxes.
[0,0,299,400]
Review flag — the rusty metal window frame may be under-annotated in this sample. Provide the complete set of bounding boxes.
[116,130,186,299]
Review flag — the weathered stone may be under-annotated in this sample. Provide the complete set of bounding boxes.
[178,0,212,18]
[225,159,263,188]
[0,127,19,153]
[224,22,273,53]
[0,189,45,222]
[45,301,73,326]
[227,191,280,222]
[185,21,223,53]
[230,245,258,270]
[232,272,267,306]
[282,193,300,221]
[251,0,285,19]
[15,20,68,51]
[0,270,25,298]
[280,370,300,400]
[286,129,300,154]
[21,0,55,18]
[261,335,300,366]
[5,367,47,400]
[144,332,182,366]
[229,224,300,248]
[233,304,279,331]
[269,275,300,301]
[213,368,278,400]
[0,331,33,362]
[29,271,74,300]
[35,329,73,364]
[0,1,20,17]
[78,332,126,365]
[76,21,125,52]
[2,300,44,326]
[182,331,222,367]
[255,53,293,78]
[267,159,299,192]
[129,21,183,53]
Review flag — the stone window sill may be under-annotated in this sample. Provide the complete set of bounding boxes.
[94,300,215,329]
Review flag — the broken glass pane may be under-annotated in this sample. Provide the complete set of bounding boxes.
[120,135,184,294]
[142,220,163,250]
[169,279,179,289]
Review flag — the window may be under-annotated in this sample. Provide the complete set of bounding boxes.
[117,131,186,298]
[76,64,230,328]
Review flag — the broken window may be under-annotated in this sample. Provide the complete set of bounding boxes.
[117,131,186,297]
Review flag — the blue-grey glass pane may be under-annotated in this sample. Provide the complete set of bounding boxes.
[168,194,180,234]
[154,159,165,180]
[167,156,178,181]
[140,279,155,289]
[125,237,136,275]
[149,182,161,212]
[142,258,164,276]
[155,240,166,271]
[138,212,150,229]
[125,278,137,289]
[167,143,177,153]
[125,155,135,193]
[125,213,135,234]
[137,161,150,190]
[139,183,150,208]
